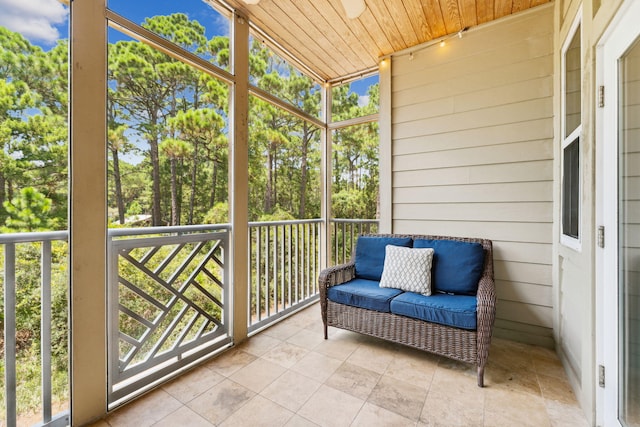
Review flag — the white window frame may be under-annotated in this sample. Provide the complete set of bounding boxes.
[560,11,583,251]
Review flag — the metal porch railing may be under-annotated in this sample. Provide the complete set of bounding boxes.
[248,219,322,333]
[0,231,70,427]
[1,218,377,425]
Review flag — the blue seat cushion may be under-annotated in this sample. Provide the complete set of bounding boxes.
[327,278,404,312]
[354,236,413,281]
[390,292,477,330]
[413,239,484,295]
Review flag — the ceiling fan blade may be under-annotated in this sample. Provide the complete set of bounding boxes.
[341,0,366,19]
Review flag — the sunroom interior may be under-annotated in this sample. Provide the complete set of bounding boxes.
[3,0,638,425]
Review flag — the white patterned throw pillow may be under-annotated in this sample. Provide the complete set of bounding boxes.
[379,245,434,296]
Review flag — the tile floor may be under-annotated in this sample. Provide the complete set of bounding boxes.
[91,303,589,427]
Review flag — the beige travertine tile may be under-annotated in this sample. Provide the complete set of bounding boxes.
[297,384,365,427]
[313,335,359,361]
[352,402,416,427]
[219,395,294,427]
[284,414,320,427]
[106,389,182,427]
[347,343,396,374]
[205,348,257,377]
[538,373,579,405]
[435,357,476,378]
[262,321,303,341]
[487,341,535,373]
[237,333,282,357]
[429,364,483,400]
[484,387,551,427]
[545,399,589,427]
[367,375,428,421]
[261,370,322,412]
[262,342,309,368]
[287,327,326,350]
[102,306,590,427]
[385,349,438,390]
[187,378,254,425]
[533,355,568,379]
[161,366,224,403]
[153,406,213,427]
[484,363,541,397]
[325,362,381,400]
[291,351,342,382]
[229,358,286,393]
[420,390,484,426]
[87,421,110,427]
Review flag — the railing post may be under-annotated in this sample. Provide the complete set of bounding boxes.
[320,81,332,270]
[41,241,53,423]
[4,243,17,427]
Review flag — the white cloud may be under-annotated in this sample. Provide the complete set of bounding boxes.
[0,0,68,46]
[358,95,370,107]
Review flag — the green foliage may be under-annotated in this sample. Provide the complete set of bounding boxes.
[2,187,57,232]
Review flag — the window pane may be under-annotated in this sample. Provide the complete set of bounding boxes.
[248,95,321,221]
[108,28,230,227]
[565,26,581,138]
[107,0,231,71]
[0,1,70,423]
[249,35,322,119]
[332,74,379,121]
[331,123,379,219]
[562,138,579,238]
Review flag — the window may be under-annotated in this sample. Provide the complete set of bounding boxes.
[561,18,581,249]
[563,137,579,238]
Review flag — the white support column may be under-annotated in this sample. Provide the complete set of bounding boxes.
[378,58,392,233]
[320,84,332,269]
[231,12,250,343]
[69,0,108,424]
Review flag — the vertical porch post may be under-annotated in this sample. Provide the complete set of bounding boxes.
[231,12,250,343]
[69,0,108,424]
[321,84,332,270]
[378,58,392,233]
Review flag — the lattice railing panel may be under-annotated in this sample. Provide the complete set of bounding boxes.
[108,230,230,404]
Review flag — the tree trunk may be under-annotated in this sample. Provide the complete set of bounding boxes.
[0,172,5,209]
[112,148,125,224]
[188,144,198,225]
[170,158,179,226]
[265,150,273,213]
[150,133,162,226]
[299,131,309,218]
[210,160,218,209]
[7,179,13,201]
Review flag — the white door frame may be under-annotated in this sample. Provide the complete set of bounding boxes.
[596,0,640,424]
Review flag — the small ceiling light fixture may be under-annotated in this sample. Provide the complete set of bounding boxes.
[439,40,446,47]
[341,0,367,19]
[409,52,414,60]
[242,0,261,4]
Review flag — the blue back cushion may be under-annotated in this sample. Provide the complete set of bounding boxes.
[354,236,413,281]
[413,239,485,295]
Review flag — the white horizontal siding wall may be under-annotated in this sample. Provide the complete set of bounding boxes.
[390,5,555,346]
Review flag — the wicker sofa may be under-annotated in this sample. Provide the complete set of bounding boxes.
[319,234,495,387]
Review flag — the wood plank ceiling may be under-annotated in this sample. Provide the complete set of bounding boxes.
[220,0,551,82]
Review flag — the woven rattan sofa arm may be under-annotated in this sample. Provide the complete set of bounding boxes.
[319,261,356,291]
[475,242,496,387]
[319,262,355,339]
